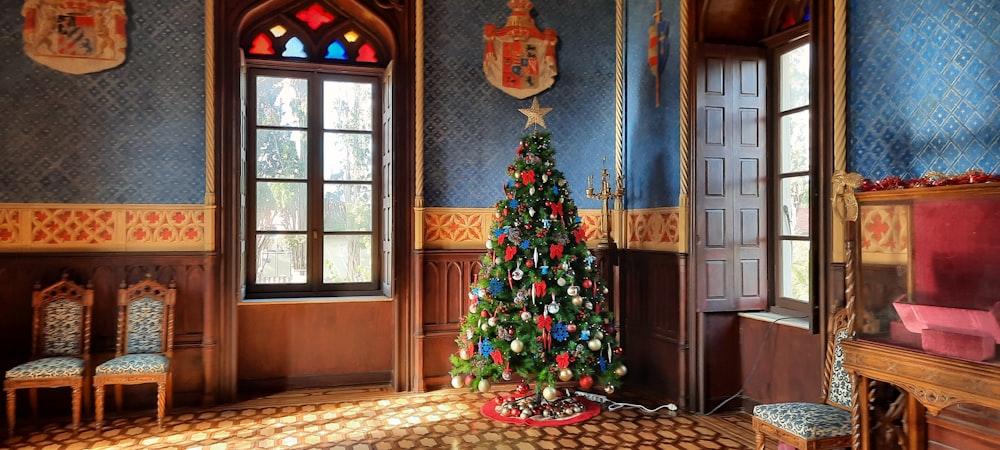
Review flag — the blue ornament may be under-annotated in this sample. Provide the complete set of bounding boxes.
[494,228,503,237]
[479,339,494,357]
[510,199,519,209]
[553,186,559,195]
[519,240,530,249]
[600,356,607,372]
[488,278,504,295]
[581,330,590,340]
[553,323,569,342]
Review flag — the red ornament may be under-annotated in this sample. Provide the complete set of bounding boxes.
[516,382,530,394]
[579,375,594,390]
[582,279,593,289]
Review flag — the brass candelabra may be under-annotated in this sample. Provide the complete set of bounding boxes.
[586,161,625,248]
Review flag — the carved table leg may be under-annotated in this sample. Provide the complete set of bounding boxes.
[755,431,765,450]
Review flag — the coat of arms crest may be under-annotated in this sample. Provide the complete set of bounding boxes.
[22,0,128,74]
[483,1,558,99]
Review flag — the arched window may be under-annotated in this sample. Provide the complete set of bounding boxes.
[239,1,393,298]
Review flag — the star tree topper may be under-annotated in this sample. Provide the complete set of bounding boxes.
[519,97,553,129]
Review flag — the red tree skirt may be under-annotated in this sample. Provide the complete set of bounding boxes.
[481,395,601,426]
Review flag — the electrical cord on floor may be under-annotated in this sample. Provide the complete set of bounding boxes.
[702,314,808,416]
[570,389,679,415]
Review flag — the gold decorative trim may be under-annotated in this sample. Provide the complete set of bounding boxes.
[421,207,602,250]
[625,207,683,252]
[0,204,214,252]
[205,0,216,206]
[414,0,425,249]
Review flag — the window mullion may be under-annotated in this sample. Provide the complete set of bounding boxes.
[307,73,325,290]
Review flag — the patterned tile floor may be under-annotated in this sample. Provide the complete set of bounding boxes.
[2,387,759,449]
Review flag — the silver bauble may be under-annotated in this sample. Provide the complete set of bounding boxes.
[510,338,524,353]
[451,375,465,389]
[542,386,558,401]
[604,385,615,395]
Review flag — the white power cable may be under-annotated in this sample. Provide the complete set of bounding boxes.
[570,390,678,415]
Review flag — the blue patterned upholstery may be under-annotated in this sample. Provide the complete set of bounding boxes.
[42,298,84,356]
[752,402,852,440]
[827,329,852,408]
[5,357,85,379]
[95,354,169,376]
[127,297,164,353]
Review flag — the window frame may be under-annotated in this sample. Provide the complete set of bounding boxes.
[244,62,385,300]
[765,26,815,318]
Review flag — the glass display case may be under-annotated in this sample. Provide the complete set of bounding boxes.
[855,182,1000,364]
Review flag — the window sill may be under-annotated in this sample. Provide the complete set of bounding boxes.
[240,296,392,305]
[738,311,810,330]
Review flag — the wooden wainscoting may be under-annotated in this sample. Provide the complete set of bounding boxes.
[414,250,482,391]
[0,252,218,414]
[619,250,686,407]
[236,300,395,394]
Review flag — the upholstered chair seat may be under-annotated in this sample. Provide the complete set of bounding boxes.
[95,354,169,375]
[6,357,86,380]
[752,402,853,440]
[4,276,94,435]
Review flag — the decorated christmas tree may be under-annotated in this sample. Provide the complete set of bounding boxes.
[450,121,626,406]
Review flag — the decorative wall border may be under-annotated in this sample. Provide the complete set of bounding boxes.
[0,204,214,252]
[421,207,602,250]
[625,207,683,253]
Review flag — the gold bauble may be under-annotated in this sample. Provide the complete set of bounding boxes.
[558,368,574,381]
[510,338,524,353]
[451,375,465,389]
[542,386,558,401]
[478,378,492,393]
[615,365,628,377]
[604,385,615,395]
[587,338,602,351]
[459,348,471,360]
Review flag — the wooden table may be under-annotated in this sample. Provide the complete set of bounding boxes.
[841,339,1000,450]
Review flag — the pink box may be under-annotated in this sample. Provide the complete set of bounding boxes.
[778,443,795,450]
[921,328,995,361]
[889,321,923,349]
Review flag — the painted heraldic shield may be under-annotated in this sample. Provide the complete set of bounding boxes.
[483,1,558,99]
[22,0,127,74]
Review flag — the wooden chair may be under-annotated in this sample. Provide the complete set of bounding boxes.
[752,307,854,450]
[93,275,175,430]
[4,276,94,434]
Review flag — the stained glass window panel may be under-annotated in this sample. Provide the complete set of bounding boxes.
[325,41,348,60]
[357,43,377,63]
[282,37,307,58]
[249,34,274,55]
[296,3,334,30]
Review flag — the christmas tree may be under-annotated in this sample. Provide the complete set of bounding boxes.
[449,127,626,402]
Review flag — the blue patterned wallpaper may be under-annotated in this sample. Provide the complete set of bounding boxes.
[424,1,616,209]
[625,0,681,209]
[848,0,1000,180]
[0,1,206,204]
